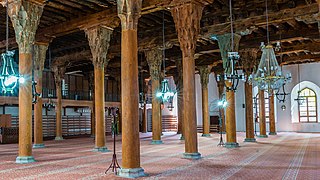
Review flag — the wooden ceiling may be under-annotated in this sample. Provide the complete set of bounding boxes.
[0,0,319,78]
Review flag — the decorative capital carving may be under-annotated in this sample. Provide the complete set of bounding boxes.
[85,26,113,68]
[33,43,48,72]
[5,0,44,53]
[117,0,142,30]
[145,48,163,81]
[198,65,211,87]
[52,65,66,89]
[171,1,204,58]
[240,48,259,76]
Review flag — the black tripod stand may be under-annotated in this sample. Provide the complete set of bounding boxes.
[217,108,225,146]
[105,117,121,175]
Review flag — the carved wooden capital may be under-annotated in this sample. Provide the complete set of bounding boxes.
[5,0,44,54]
[33,43,48,72]
[52,65,66,89]
[171,1,204,58]
[240,48,259,76]
[198,65,211,87]
[85,26,113,68]
[117,0,142,30]
[145,48,162,81]
[216,33,241,72]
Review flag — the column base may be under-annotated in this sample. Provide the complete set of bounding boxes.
[93,147,111,152]
[201,134,211,137]
[151,140,163,145]
[55,136,64,140]
[33,144,45,149]
[244,138,256,142]
[257,135,268,138]
[269,132,277,135]
[16,156,36,164]
[225,142,239,148]
[179,135,185,140]
[118,167,147,178]
[183,152,201,160]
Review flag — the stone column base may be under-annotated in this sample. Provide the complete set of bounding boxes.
[55,136,64,140]
[244,138,256,142]
[225,142,239,148]
[201,134,211,137]
[16,156,36,164]
[118,167,146,178]
[257,135,268,138]
[93,147,110,152]
[269,132,277,135]
[151,140,163,145]
[183,152,201,159]
[179,135,185,140]
[33,144,45,148]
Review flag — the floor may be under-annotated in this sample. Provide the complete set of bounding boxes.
[0,132,319,180]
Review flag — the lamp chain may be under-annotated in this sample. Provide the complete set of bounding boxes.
[162,11,166,77]
[229,0,234,52]
[266,0,270,44]
[6,0,9,53]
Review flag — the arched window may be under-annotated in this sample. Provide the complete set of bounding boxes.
[298,88,317,123]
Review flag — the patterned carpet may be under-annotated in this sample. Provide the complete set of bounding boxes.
[0,132,319,180]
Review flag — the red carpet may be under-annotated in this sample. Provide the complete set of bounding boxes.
[0,132,318,179]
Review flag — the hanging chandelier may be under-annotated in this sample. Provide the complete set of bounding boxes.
[157,11,175,105]
[294,64,305,105]
[254,0,291,91]
[216,0,245,92]
[0,51,20,94]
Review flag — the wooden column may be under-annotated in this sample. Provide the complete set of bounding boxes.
[258,90,268,138]
[33,43,49,148]
[174,58,184,139]
[85,26,114,152]
[225,82,238,147]
[198,66,211,137]
[269,93,277,135]
[171,1,205,159]
[241,49,258,142]
[118,0,145,178]
[52,66,66,141]
[244,83,256,142]
[141,79,148,133]
[88,71,95,137]
[217,80,226,133]
[145,48,163,144]
[5,0,45,163]
[216,34,241,148]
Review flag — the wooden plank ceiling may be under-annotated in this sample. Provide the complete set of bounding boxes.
[0,0,319,78]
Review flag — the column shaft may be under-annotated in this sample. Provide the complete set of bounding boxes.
[258,90,268,137]
[183,55,198,153]
[94,67,106,149]
[202,86,210,136]
[244,83,255,142]
[33,69,43,146]
[269,94,276,135]
[151,79,161,143]
[141,103,147,133]
[55,81,63,139]
[225,82,238,147]
[177,90,184,138]
[18,53,33,157]
[218,82,226,133]
[121,29,140,169]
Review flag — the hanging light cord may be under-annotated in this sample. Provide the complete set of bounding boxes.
[266,0,270,44]
[298,64,301,92]
[229,0,234,52]
[6,0,9,53]
[162,11,166,77]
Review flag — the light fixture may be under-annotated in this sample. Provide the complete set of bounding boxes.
[281,105,286,111]
[0,0,20,94]
[216,0,245,92]
[157,11,175,104]
[294,64,305,105]
[43,48,55,110]
[254,0,291,92]
[217,94,228,108]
